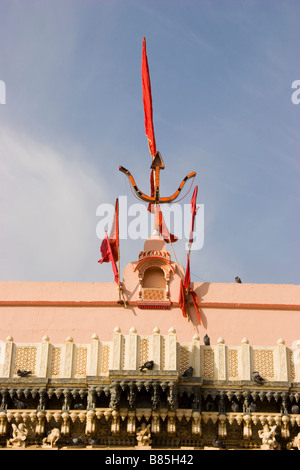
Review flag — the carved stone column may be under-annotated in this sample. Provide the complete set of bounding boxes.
[151,382,160,411]
[240,338,251,380]
[38,336,50,377]
[167,411,176,434]
[191,411,201,436]
[111,327,123,370]
[166,327,177,370]
[0,411,7,435]
[167,382,178,411]
[125,327,138,370]
[35,411,45,435]
[127,410,136,435]
[218,414,227,438]
[111,410,120,434]
[276,338,288,381]
[87,333,100,376]
[63,337,74,378]
[151,327,162,370]
[61,411,70,436]
[281,415,290,439]
[192,334,201,377]
[85,410,96,435]
[151,411,160,434]
[2,336,13,378]
[243,414,252,440]
[217,338,227,380]
[109,383,120,410]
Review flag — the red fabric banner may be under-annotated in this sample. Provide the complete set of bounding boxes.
[142,37,157,158]
[108,198,119,263]
[157,204,178,243]
[189,185,198,246]
[98,231,119,284]
[147,169,155,213]
[179,279,187,318]
[98,199,119,284]
[183,254,191,290]
[189,288,201,325]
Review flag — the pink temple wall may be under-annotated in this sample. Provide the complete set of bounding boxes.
[0,278,299,347]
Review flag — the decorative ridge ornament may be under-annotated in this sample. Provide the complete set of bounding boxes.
[119,37,196,214]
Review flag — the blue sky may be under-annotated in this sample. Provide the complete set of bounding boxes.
[0,0,299,285]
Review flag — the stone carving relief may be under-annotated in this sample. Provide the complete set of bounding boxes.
[7,423,28,447]
[136,423,152,447]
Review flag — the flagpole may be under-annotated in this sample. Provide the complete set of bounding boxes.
[118,245,121,301]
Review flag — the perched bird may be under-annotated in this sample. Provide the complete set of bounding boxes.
[88,438,99,446]
[74,403,85,410]
[17,369,31,377]
[212,437,226,449]
[205,401,214,412]
[181,366,193,377]
[231,401,240,412]
[203,334,210,346]
[248,402,257,413]
[140,360,154,371]
[252,371,265,385]
[67,436,83,446]
[13,397,27,409]
[291,404,300,414]
[235,276,242,283]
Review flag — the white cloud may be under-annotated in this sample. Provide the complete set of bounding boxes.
[0,127,105,281]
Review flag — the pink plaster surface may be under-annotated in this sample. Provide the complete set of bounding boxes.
[0,236,299,346]
[0,278,299,346]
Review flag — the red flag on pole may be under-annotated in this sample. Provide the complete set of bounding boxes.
[98,231,119,284]
[179,279,187,318]
[188,185,198,246]
[98,198,119,284]
[181,187,201,324]
[183,254,191,290]
[108,198,119,263]
[189,288,201,325]
[148,169,155,213]
[157,205,178,244]
[142,37,157,158]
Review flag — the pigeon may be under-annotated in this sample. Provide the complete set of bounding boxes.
[181,366,193,377]
[231,401,240,412]
[212,437,226,449]
[203,334,210,346]
[235,276,242,283]
[17,369,31,377]
[205,401,214,412]
[67,436,83,446]
[88,438,99,446]
[248,402,257,413]
[13,397,27,409]
[291,404,300,414]
[74,403,85,410]
[140,360,154,371]
[252,371,265,385]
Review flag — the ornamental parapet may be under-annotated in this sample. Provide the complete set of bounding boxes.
[1,329,299,383]
[0,328,300,449]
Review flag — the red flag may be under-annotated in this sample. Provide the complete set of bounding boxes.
[142,37,156,157]
[98,199,119,284]
[108,198,119,263]
[189,288,201,325]
[179,279,187,318]
[98,231,119,284]
[147,169,155,213]
[157,205,178,243]
[183,254,191,290]
[189,185,198,246]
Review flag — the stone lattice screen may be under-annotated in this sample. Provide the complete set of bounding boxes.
[0,329,299,382]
